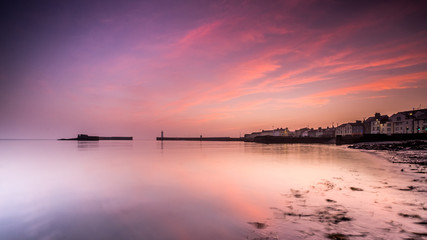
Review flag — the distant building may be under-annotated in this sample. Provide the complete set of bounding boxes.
[295,127,310,138]
[364,113,390,135]
[308,128,317,137]
[335,121,364,136]
[311,127,336,138]
[244,131,262,141]
[322,127,336,137]
[389,108,427,134]
[315,127,324,137]
[415,113,427,133]
[244,127,293,141]
[273,128,292,136]
[381,121,393,135]
[259,130,274,136]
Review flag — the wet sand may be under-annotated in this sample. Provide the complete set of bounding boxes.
[246,143,427,240]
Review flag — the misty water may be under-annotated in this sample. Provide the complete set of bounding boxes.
[0,140,426,239]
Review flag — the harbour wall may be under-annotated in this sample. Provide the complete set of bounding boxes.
[156,137,243,141]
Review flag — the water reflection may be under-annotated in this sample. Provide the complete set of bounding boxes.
[0,140,425,239]
[77,141,99,150]
[77,140,133,151]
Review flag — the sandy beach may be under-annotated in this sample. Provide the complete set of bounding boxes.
[247,142,427,240]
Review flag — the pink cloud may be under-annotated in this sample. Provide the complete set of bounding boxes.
[177,20,224,47]
[308,71,427,100]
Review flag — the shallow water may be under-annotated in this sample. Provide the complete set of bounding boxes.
[0,140,425,239]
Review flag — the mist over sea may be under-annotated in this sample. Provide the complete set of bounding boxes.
[0,140,425,239]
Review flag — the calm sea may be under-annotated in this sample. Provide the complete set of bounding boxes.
[0,140,425,239]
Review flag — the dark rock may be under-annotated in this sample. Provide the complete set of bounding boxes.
[398,213,421,219]
[283,212,312,217]
[326,233,349,240]
[412,232,427,237]
[248,222,267,229]
[399,186,416,191]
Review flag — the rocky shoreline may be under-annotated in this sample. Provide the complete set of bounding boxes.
[348,140,427,165]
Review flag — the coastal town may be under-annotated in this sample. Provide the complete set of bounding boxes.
[244,108,427,141]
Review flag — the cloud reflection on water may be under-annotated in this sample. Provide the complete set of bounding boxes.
[0,140,425,239]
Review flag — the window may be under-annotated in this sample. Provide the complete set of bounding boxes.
[397,117,401,121]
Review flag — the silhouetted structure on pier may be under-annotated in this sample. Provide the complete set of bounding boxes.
[59,134,133,141]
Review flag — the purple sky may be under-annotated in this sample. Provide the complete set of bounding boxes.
[1,0,427,139]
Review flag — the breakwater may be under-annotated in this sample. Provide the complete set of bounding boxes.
[156,137,243,141]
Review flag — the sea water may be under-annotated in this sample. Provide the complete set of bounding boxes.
[0,140,425,239]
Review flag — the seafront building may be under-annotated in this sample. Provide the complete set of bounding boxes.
[389,108,427,134]
[244,132,262,141]
[306,127,335,137]
[415,114,427,133]
[294,127,310,137]
[308,129,317,137]
[322,127,336,137]
[273,128,292,136]
[335,121,364,136]
[364,113,391,135]
[244,128,293,140]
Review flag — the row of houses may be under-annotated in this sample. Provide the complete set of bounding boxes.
[244,108,427,140]
[337,108,427,136]
[244,126,336,140]
[244,128,292,141]
[294,127,336,138]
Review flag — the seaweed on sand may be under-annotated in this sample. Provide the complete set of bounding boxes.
[398,213,421,219]
[248,222,267,229]
[326,233,349,240]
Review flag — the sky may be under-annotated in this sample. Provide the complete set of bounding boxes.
[1,0,427,139]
